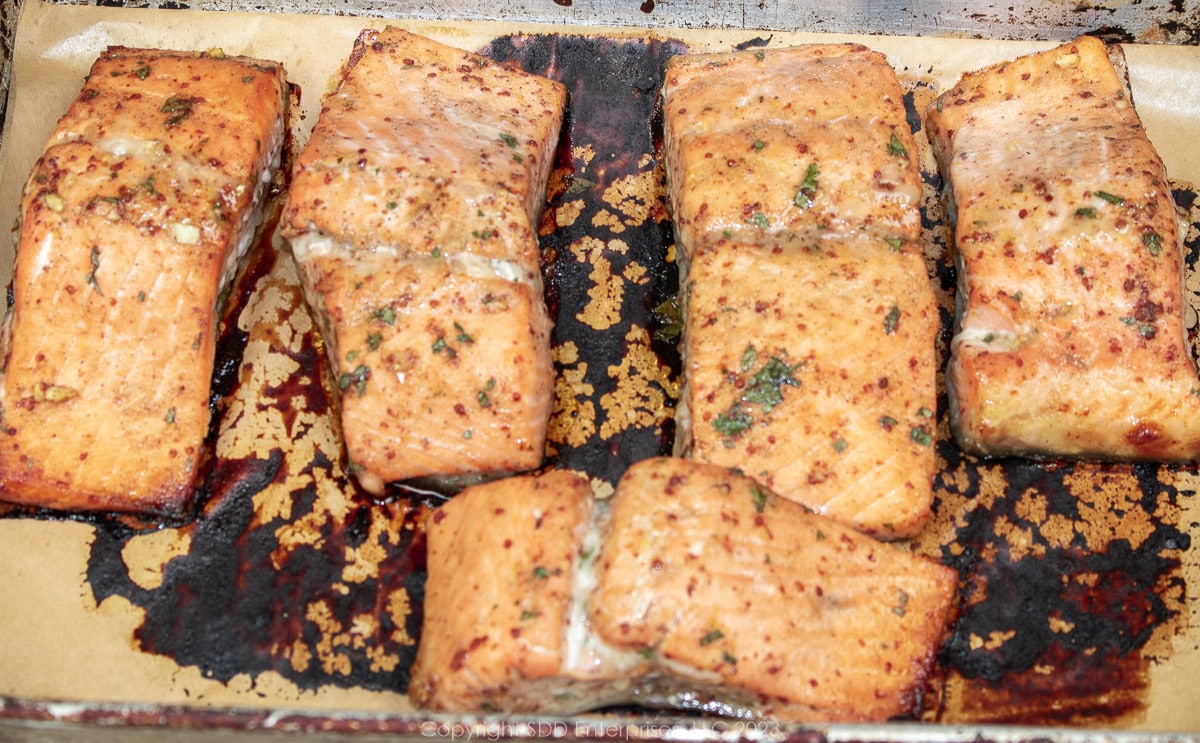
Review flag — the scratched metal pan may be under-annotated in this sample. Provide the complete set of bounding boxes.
[0,1,1199,741]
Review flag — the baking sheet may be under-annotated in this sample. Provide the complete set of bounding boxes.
[1,0,1199,738]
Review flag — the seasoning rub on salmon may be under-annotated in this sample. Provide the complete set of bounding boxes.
[409,458,958,721]
[282,27,565,495]
[591,457,957,722]
[409,469,639,713]
[927,36,1200,460]
[0,47,287,514]
[664,44,939,538]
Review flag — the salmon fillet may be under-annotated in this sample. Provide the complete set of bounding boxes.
[927,37,1200,460]
[0,47,287,513]
[677,239,939,538]
[281,28,565,494]
[408,469,637,713]
[663,43,923,255]
[409,458,957,721]
[664,45,938,538]
[591,457,958,722]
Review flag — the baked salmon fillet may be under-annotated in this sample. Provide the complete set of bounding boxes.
[281,28,565,494]
[662,43,923,254]
[590,457,958,722]
[410,459,957,720]
[0,47,287,513]
[927,36,1200,459]
[408,469,639,713]
[677,239,939,538]
[664,44,938,538]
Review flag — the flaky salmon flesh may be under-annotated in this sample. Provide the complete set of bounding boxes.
[409,458,958,721]
[664,44,938,538]
[663,43,923,254]
[282,27,566,494]
[927,36,1200,460]
[0,47,287,514]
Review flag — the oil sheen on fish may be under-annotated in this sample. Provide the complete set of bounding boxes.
[0,47,287,514]
[281,27,566,494]
[664,44,938,538]
[409,458,957,721]
[927,36,1200,460]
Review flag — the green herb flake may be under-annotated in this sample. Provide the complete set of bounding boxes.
[242,74,255,83]
[754,50,766,61]
[533,566,560,580]
[794,163,819,209]
[749,212,769,230]
[338,364,371,396]
[893,588,910,617]
[137,291,147,302]
[454,322,474,344]
[477,389,491,408]
[752,138,765,152]
[651,295,683,342]
[638,647,656,660]
[816,529,826,541]
[883,304,901,335]
[880,415,898,430]
[743,356,801,413]
[884,236,903,251]
[366,333,382,351]
[722,651,738,665]
[161,95,195,127]
[713,408,754,441]
[918,406,934,418]
[431,337,447,354]
[699,629,724,646]
[165,407,176,424]
[135,65,151,80]
[463,429,473,439]
[910,426,933,446]
[372,306,396,326]
[832,436,848,453]
[750,483,768,513]
[1075,207,1097,218]
[520,610,539,621]
[887,132,908,158]
[740,344,758,372]
[499,132,520,149]
[1096,190,1125,205]
[85,246,102,294]
[1143,230,1163,256]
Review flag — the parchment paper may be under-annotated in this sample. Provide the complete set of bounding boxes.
[1,0,1199,734]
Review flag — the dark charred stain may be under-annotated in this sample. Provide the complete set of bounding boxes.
[483,34,687,486]
[734,36,773,51]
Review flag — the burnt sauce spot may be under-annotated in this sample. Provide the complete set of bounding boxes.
[483,34,687,485]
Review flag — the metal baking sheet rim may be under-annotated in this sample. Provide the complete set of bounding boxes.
[3,699,1199,743]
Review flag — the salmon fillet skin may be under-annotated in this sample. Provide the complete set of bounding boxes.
[664,44,939,538]
[0,47,288,514]
[409,458,957,721]
[927,36,1200,460]
[281,27,566,494]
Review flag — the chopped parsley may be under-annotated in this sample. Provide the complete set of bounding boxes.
[372,306,396,326]
[887,132,908,158]
[338,364,371,396]
[883,304,901,335]
[1075,207,1097,218]
[1143,230,1163,256]
[699,629,724,646]
[794,163,819,209]
[910,426,933,446]
[1096,190,1125,205]
[750,483,768,513]
[161,95,196,127]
